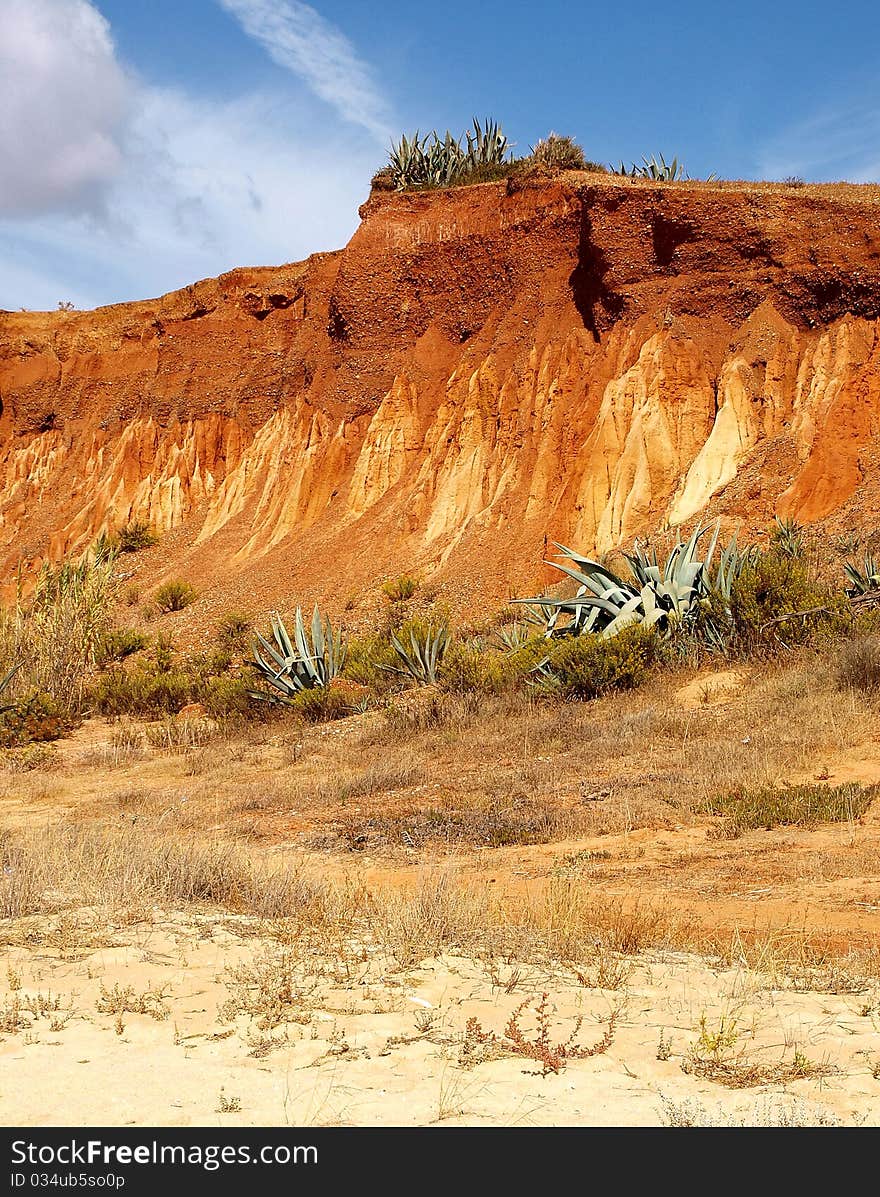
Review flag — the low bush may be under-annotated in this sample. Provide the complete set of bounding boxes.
[216,611,252,652]
[439,642,512,696]
[290,686,352,723]
[97,628,148,666]
[91,662,196,718]
[382,574,419,603]
[0,693,76,747]
[112,522,158,553]
[730,549,842,652]
[343,633,400,690]
[536,625,663,700]
[154,580,197,614]
[203,674,252,718]
[707,782,876,837]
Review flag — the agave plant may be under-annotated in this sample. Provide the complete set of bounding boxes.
[465,117,509,167]
[251,606,346,703]
[771,515,805,559]
[615,153,685,181]
[613,154,716,183]
[387,119,509,190]
[423,131,466,187]
[515,521,753,645]
[844,554,880,597]
[386,623,449,685]
[388,131,429,189]
[495,621,532,652]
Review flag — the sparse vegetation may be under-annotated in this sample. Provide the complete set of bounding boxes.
[707,781,876,836]
[154,580,197,613]
[111,521,158,554]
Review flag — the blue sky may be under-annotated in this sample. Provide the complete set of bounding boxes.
[2,0,880,311]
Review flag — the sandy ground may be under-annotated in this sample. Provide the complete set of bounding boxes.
[0,912,876,1127]
[5,663,880,1126]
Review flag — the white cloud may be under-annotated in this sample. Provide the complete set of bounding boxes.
[217,0,391,142]
[0,0,392,311]
[0,0,130,216]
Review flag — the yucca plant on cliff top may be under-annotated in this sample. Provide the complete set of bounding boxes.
[250,606,346,703]
[387,118,510,190]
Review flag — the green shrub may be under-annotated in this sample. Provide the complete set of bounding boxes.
[708,782,876,837]
[730,549,840,651]
[439,642,512,696]
[97,628,148,665]
[203,674,253,718]
[113,521,158,553]
[290,686,351,723]
[382,575,419,603]
[89,639,210,717]
[91,664,196,718]
[536,625,663,700]
[154,580,197,614]
[343,634,400,690]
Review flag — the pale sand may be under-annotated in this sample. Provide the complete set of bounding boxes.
[0,912,875,1127]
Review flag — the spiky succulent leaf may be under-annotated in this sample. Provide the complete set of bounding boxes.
[250,607,346,703]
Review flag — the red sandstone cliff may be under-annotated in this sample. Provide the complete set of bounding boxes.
[4,174,880,615]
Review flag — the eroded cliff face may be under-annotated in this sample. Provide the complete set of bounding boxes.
[4,177,880,612]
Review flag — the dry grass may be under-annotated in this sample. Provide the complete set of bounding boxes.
[1,649,879,992]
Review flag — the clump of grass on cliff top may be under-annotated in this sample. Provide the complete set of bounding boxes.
[526,133,606,174]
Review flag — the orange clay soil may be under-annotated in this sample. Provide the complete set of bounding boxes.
[5,174,880,631]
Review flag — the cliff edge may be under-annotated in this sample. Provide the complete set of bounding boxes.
[4,175,880,613]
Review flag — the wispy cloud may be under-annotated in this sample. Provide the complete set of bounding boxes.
[217,0,392,142]
[756,99,880,183]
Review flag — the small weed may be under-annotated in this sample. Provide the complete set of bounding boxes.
[216,1089,242,1113]
[96,982,170,1022]
[462,994,618,1077]
[382,575,420,603]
